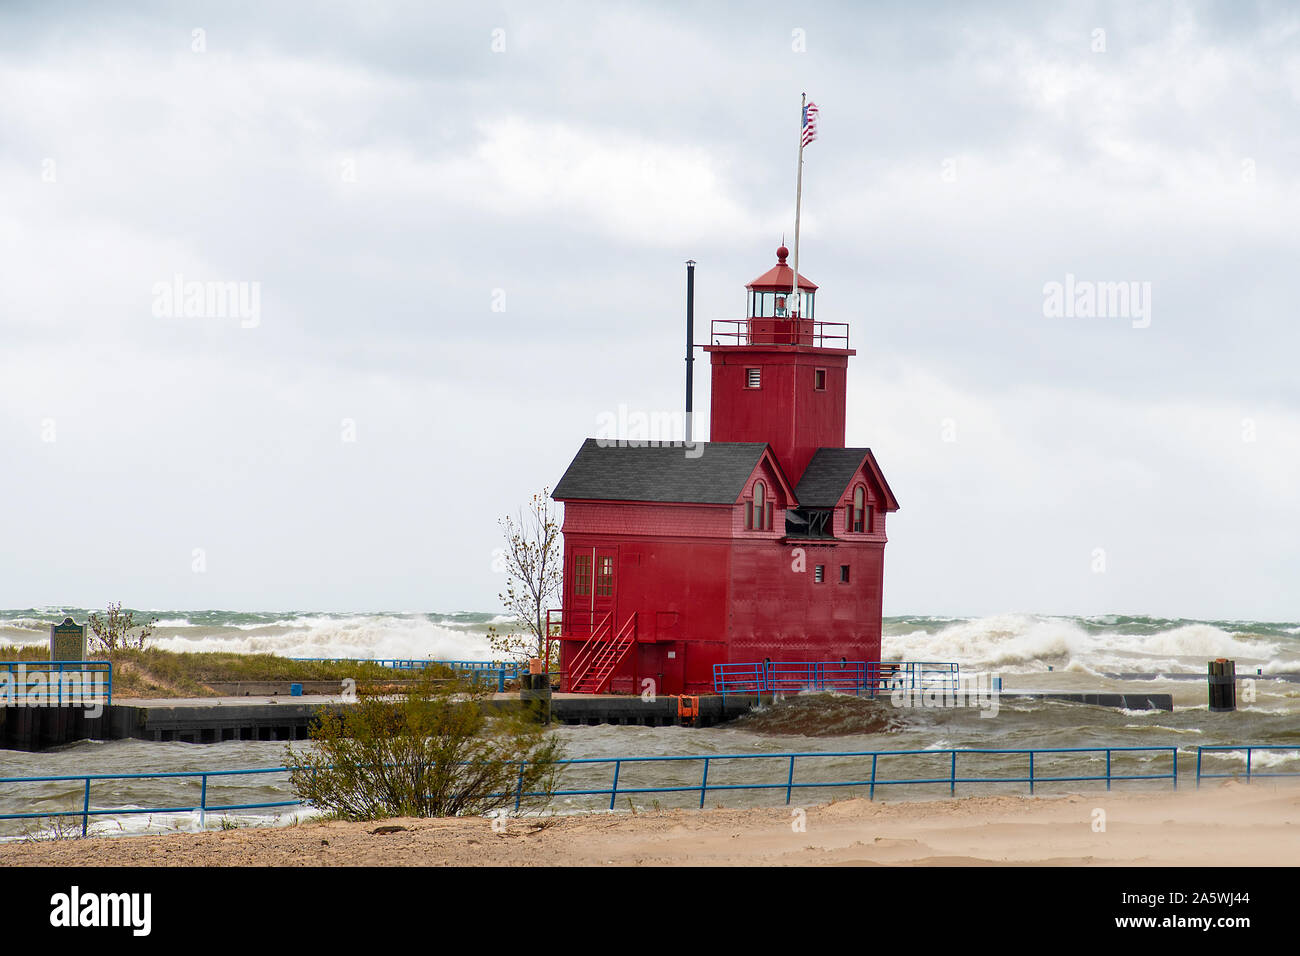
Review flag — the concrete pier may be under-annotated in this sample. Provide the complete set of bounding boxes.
[3,683,1175,750]
[1103,671,1299,683]
[112,696,348,744]
[0,703,115,751]
[998,690,1173,711]
[0,696,348,750]
[493,692,758,727]
[0,693,736,750]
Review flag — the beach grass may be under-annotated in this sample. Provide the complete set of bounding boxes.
[0,646,458,698]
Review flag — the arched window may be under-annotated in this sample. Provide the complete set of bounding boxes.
[748,478,764,530]
[851,485,866,533]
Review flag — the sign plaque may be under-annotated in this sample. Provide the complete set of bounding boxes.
[49,617,87,661]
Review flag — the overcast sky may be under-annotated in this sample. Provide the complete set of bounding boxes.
[1,1,1297,620]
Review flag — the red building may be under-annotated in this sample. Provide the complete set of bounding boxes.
[551,246,898,695]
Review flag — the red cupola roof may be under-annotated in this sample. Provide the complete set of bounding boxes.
[747,245,818,293]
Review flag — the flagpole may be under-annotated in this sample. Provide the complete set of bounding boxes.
[792,92,806,316]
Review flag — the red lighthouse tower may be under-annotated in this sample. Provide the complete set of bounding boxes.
[707,245,849,483]
[550,247,898,695]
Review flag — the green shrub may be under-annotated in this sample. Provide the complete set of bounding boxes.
[284,672,563,820]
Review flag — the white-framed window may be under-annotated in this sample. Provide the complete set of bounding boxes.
[746,480,773,531]
[848,485,869,533]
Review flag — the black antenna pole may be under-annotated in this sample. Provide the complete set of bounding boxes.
[685,259,696,443]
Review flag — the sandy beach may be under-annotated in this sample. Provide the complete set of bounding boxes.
[2,780,1295,866]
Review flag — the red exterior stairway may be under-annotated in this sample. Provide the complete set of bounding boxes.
[569,613,638,694]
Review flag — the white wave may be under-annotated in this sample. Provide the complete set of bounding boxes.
[60,806,321,840]
[1259,660,1300,674]
[0,617,54,631]
[1236,705,1298,714]
[1061,659,1105,677]
[0,635,45,648]
[1136,624,1276,659]
[1122,724,1203,734]
[882,612,1281,674]
[150,614,496,661]
[882,613,1091,670]
[1199,748,1300,770]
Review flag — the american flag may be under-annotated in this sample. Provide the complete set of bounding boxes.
[801,101,819,147]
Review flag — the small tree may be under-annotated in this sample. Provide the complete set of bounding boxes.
[284,671,564,820]
[86,603,157,654]
[488,488,563,668]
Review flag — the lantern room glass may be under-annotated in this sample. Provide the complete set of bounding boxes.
[749,289,815,319]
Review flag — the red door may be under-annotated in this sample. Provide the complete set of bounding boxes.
[568,546,617,635]
[660,642,685,695]
[592,547,618,624]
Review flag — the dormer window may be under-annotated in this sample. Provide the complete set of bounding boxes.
[849,485,869,533]
[745,480,774,531]
[746,480,772,531]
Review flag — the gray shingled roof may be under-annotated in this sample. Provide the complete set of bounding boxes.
[794,448,873,508]
[553,439,770,504]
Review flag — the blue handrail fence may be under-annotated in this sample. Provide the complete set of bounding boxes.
[0,767,298,838]
[293,658,519,676]
[8,743,1281,840]
[290,658,521,690]
[1195,745,1300,782]
[714,660,959,698]
[0,661,113,707]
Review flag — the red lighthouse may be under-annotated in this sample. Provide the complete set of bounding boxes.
[551,247,898,695]
[708,245,846,483]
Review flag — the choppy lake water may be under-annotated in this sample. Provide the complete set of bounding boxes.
[2,608,1298,837]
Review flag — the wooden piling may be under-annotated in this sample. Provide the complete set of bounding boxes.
[1208,658,1236,712]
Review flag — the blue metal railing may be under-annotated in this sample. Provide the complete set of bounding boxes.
[0,767,297,838]
[714,660,959,698]
[535,746,1178,809]
[290,658,520,690]
[0,661,113,707]
[0,744,1194,838]
[292,658,519,676]
[1195,745,1300,784]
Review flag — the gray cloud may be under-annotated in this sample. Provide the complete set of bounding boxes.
[1,0,1297,618]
